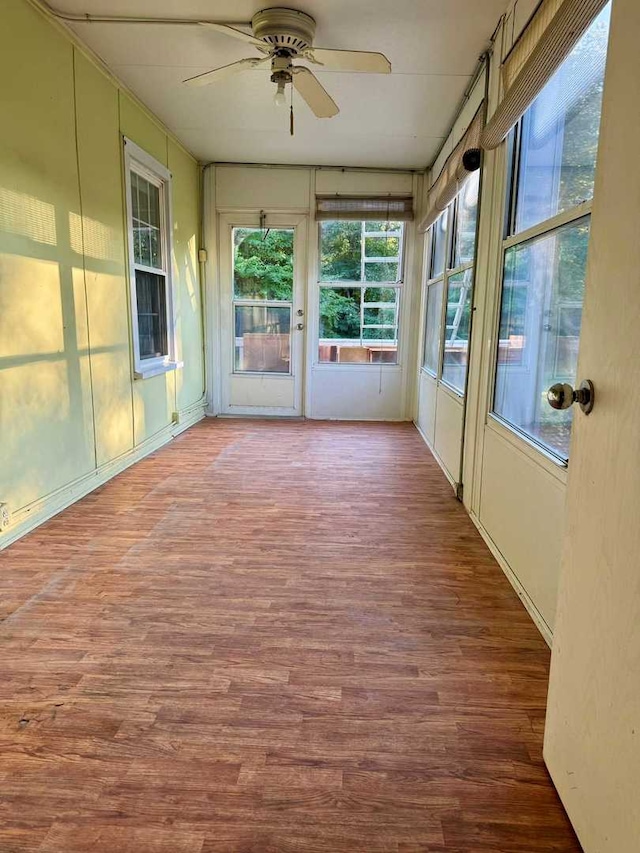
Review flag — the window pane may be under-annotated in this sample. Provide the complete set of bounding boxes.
[234,305,291,373]
[319,286,360,340]
[423,280,443,374]
[233,228,294,301]
[453,171,480,267]
[441,269,473,393]
[430,209,449,278]
[364,261,399,282]
[318,286,398,363]
[365,286,396,303]
[320,221,404,283]
[493,219,590,460]
[362,326,397,342]
[131,173,162,268]
[364,234,401,258]
[365,220,403,232]
[514,5,610,233]
[320,221,362,282]
[135,270,168,360]
[363,306,396,326]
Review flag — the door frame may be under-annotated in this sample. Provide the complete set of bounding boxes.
[216,212,308,417]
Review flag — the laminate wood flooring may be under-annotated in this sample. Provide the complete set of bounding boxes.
[0,420,581,852]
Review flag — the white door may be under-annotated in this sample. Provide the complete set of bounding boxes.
[544,1,640,849]
[218,213,306,416]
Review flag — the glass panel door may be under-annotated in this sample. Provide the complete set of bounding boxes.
[218,215,305,416]
[232,228,294,374]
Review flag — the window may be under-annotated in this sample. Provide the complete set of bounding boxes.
[441,268,473,392]
[423,170,479,395]
[318,221,403,364]
[493,5,610,461]
[430,208,449,279]
[124,139,177,379]
[233,227,294,373]
[423,280,443,374]
[453,173,480,268]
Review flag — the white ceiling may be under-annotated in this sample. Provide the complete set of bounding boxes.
[56,0,508,169]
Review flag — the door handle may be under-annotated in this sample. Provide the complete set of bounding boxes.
[296,323,304,331]
[547,380,594,415]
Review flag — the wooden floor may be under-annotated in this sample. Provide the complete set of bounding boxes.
[0,420,580,852]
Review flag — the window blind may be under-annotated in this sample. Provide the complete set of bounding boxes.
[418,105,484,234]
[481,0,609,150]
[502,0,563,92]
[315,195,414,222]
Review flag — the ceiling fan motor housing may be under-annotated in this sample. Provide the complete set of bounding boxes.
[252,8,316,55]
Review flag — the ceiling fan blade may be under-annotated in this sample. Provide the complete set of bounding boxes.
[183,56,270,87]
[199,21,265,48]
[306,48,391,74]
[292,67,339,118]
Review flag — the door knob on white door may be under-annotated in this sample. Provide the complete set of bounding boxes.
[296,322,304,330]
[547,380,594,415]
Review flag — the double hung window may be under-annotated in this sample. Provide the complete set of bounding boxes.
[492,5,611,461]
[318,221,404,364]
[423,170,480,394]
[124,139,177,379]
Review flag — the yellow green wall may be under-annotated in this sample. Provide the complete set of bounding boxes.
[0,0,205,545]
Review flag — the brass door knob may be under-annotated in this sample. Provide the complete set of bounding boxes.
[547,380,594,415]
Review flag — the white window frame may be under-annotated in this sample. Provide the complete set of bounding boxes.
[486,5,612,466]
[124,137,181,380]
[317,220,405,366]
[422,178,478,397]
[488,47,604,464]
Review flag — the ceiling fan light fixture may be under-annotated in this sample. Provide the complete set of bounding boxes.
[274,80,287,107]
[191,8,392,120]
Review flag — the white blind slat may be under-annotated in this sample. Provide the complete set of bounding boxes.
[481,0,609,150]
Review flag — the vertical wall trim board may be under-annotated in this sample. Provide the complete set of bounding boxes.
[117,90,138,438]
[457,59,491,495]
[71,46,98,471]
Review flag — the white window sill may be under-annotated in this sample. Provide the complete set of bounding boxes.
[134,360,183,380]
[438,380,465,400]
[486,414,569,480]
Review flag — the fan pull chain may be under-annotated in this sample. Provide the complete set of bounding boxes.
[290,85,295,136]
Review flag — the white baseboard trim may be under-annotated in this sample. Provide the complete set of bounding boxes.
[413,421,458,493]
[468,509,553,648]
[1,402,206,551]
[413,420,553,648]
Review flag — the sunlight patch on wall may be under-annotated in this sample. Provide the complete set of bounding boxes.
[69,212,122,262]
[0,187,56,246]
[0,255,64,356]
[186,234,198,310]
[1,360,73,509]
[172,233,199,312]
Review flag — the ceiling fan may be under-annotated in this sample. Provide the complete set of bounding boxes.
[183,7,392,120]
